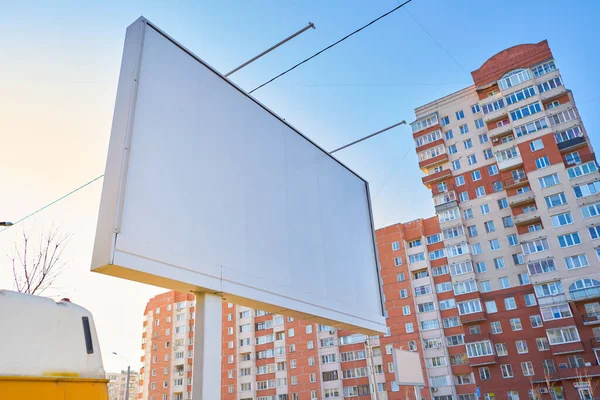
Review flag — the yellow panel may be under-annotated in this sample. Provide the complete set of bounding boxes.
[0,376,108,400]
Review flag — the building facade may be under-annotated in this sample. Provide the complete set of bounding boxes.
[412,40,600,400]
[108,370,140,400]
[139,41,600,400]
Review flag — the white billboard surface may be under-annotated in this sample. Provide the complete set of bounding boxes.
[393,349,426,386]
[92,18,386,333]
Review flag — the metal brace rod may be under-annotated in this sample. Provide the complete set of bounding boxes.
[225,22,316,77]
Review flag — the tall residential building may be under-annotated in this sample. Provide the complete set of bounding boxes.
[412,40,600,400]
[139,40,600,400]
[108,370,140,400]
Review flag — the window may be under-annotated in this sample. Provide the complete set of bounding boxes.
[501,364,514,378]
[443,316,460,328]
[419,301,437,312]
[505,85,536,105]
[552,212,573,228]
[415,285,432,296]
[481,204,490,214]
[568,161,598,179]
[496,343,508,356]
[524,293,536,306]
[482,98,505,114]
[467,225,478,237]
[522,238,550,255]
[549,109,578,126]
[430,375,450,387]
[490,239,500,251]
[432,265,449,276]
[530,315,543,328]
[421,319,440,330]
[474,186,485,199]
[483,148,493,159]
[472,243,482,254]
[400,289,408,298]
[405,323,414,333]
[456,110,465,120]
[426,356,447,368]
[451,354,468,366]
[500,69,531,90]
[566,254,589,269]
[490,321,502,334]
[464,208,473,219]
[539,173,560,188]
[536,156,550,169]
[402,305,411,316]
[508,234,518,246]
[479,367,491,381]
[451,160,461,171]
[441,116,450,126]
[459,191,469,202]
[500,277,511,289]
[514,254,526,268]
[574,181,600,198]
[530,138,545,152]
[415,130,443,147]
[558,232,581,248]
[486,301,498,313]
[568,355,585,368]
[516,340,529,354]
[427,234,441,245]
[541,304,572,321]
[538,338,551,352]
[510,102,541,121]
[467,154,477,165]
[532,60,556,77]
[476,119,485,129]
[510,318,522,331]
[494,257,505,269]
[466,341,494,358]
[535,281,564,298]
[464,139,473,149]
[446,335,465,347]
[409,253,425,263]
[460,124,469,135]
[454,374,472,385]
[472,104,481,114]
[445,130,454,140]
[391,241,400,251]
[488,164,499,175]
[412,114,439,133]
[504,297,517,311]
[480,280,491,293]
[547,326,580,345]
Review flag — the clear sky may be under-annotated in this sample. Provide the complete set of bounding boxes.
[1,0,599,373]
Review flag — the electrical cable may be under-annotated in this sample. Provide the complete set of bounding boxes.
[248,0,414,94]
[0,174,104,233]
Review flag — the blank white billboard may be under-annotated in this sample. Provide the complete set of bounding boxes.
[92,17,386,333]
[393,349,425,386]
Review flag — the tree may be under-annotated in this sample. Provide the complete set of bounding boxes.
[7,225,71,295]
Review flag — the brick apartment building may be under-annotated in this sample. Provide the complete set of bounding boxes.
[108,369,140,400]
[138,40,600,400]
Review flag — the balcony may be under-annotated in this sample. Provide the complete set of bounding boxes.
[570,286,600,301]
[419,153,449,171]
[582,313,600,326]
[468,354,497,367]
[551,341,585,356]
[493,139,518,154]
[558,136,587,152]
[483,107,508,124]
[537,293,568,307]
[514,210,541,226]
[508,192,536,207]
[504,173,528,189]
[489,123,513,139]
[564,152,596,168]
[497,154,523,171]
[460,311,486,325]
[423,169,453,187]
[539,83,567,103]
[577,192,600,208]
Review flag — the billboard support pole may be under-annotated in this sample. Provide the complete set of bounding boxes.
[192,292,223,400]
[224,22,315,77]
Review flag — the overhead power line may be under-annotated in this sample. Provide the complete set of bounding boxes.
[248,0,414,94]
[0,174,104,233]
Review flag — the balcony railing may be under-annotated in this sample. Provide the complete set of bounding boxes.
[564,152,596,168]
[570,287,600,301]
[514,210,541,226]
[508,192,536,207]
[558,136,586,152]
[582,313,600,325]
[433,190,457,206]
[504,173,528,188]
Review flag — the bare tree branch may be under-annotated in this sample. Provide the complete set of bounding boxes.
[6,225,72,296]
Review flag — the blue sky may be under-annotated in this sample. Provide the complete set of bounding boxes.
[1,0,599,372]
